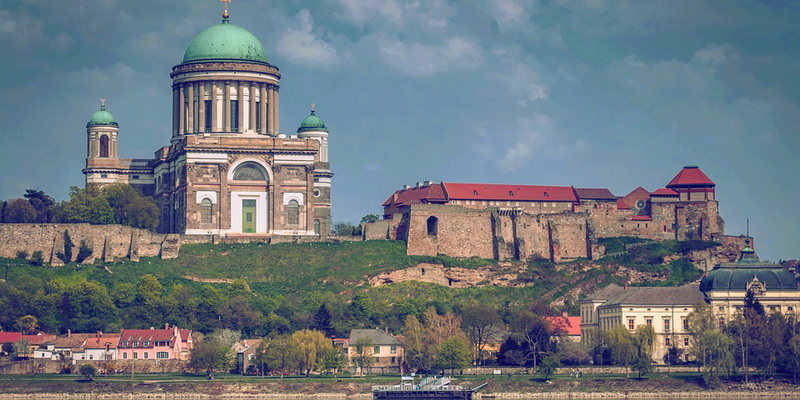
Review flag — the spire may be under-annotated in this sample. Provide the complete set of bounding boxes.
[221,0,231,22]
[100,98,106,111]
[311,102,316,114]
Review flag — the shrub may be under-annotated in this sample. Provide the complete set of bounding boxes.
[79,364,96,381]
[30,251,44,266]
[56,230,74,264]
[75,240,93,264]
[16,250,29,260]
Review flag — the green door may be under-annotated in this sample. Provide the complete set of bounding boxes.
[242,199,256,233]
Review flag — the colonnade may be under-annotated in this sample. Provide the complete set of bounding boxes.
[172,80,279,136]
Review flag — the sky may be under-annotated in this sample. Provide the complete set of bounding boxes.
[0,0,798,261]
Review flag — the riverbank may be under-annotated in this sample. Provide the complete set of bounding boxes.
[0,373,799,399]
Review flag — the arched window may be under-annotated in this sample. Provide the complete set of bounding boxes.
[427,216,438,236]
[233,162,267,181]
[99,135,109,157]
[314,219,320,235]
[200,198,212,224]
[287,200,299,225]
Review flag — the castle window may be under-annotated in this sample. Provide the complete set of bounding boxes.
[100,135,109,157]
[233,162,267,181]
[314,219,320,235]
[230,100,239,132]
[200,198,212,224]
[287,200,299,225]
[427,216,438,236]
[132,175,140,180]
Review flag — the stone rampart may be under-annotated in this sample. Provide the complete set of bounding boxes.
[0,223,181,265]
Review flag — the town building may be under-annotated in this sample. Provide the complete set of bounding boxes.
[117,325,192,361]
[366,166,745,262]
[347,329,403,373]
[234,338,262,373]
[546,313,581,342]
[82,4,333,237]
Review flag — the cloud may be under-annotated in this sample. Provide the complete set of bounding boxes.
[692,43,737,68]
[336,0,404,26]
[489,0,530,28]
[499,61,549,105]
[376,36,482,76]
[276,9,340,67]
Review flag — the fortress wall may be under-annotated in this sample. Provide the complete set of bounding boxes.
[363,219,391,240]
[406,205,494,258]
[515,214,552,260]
[0,223,175,265]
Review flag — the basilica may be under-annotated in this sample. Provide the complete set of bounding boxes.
[82,6,332,237]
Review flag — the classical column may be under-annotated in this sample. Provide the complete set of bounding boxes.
[267,85,275,134]
[249,82,256,132]
[224,81,231,132]
[237,81,244,132]
[178,84,185,135]
[172,86,178,135]
[273,86,280,134]
[210,81,218,133]
[259,83,267,134]
[187,82,194,134]
[198,82,206,133]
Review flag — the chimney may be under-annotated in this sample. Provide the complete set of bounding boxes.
[562,311,568,318]
[402,185,409,190]
[423,180,432,187]
[165,323,169,330]
[67,329,71,338]
[416,182,421,188]
[150,326,154,330]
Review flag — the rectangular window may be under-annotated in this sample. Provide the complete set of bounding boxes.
[628,318,635,330]
[390,345,397,354]
[373,346,380,354]
[664,318,671,332]
[645,318,653,326]
[255,101,261,132]
[157,352,168,359]
[123,353,128,359]
[132,175,140,180]
[230,100,239,132]
[133,352,138,359]
[144,352,148,359]
[684,337,690,346]
[665,337,670,346]
[205,100,212,132]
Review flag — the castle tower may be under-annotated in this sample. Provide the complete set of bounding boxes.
[297,104,333,235]
[665,165,723,241]
[170,7,280,138]
[83,98,120,187]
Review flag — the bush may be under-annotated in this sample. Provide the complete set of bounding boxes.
[16,250,29,260]
[30,251,44,266]
[75,240,93,264]
[79,364,96,381]
[56,230,74,264]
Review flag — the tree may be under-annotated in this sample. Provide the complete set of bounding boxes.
[79,364,97,381]
[359,214,380,224]
[4,198,36,223]
[55,186,115,225]
[24,189,55,223]
[687,304,717,367]
[103,183,159,230]
[313,303,333,336]
[402,315,433,373]
[436,337,472,376]
[291,329,332,376]
[258,334,300,378]
[699,329,735,387]
[189,330,240,377]
[461,304,501,365]
[511,311,553,373]
[558,341,590,365]
[632,324,656,378]
[332,221,357,236]
[352,337,375,375]
[12,339,32,359]
[14,315,39,334]
[537,354,561,380]
[603,326,635,376]
[322,347,347,378]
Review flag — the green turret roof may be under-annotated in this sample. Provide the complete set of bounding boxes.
[87,100,117,127]
[182,16,268,64]
[699,243,798,292]
[297,107,328,133]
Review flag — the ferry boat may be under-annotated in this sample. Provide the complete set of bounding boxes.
[372,375,487,400]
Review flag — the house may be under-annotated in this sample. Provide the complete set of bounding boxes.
[546,313,581,342]
[118,324,192,361]
[0,332,22,356]
[20,332,57,356]
[33,332,92,360]
[347,329,403,373]
[84,333,120,361]
[234,338,262,373]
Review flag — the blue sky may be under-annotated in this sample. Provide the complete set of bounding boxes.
[1,0,798,260]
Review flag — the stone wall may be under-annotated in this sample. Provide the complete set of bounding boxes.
[0,223,181,265]
[406,205,495,259]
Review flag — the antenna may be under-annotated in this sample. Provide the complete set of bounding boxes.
[746,218,750,237]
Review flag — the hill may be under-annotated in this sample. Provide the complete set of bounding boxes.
[0,238,721,336]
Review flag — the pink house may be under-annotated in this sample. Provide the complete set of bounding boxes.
[118,324,192,361]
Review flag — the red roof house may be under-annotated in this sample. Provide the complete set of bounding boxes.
[546,314,581,341]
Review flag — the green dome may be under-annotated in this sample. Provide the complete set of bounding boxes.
[699,265,798,292]
[297,110,328,133]
[182,17,268,64]
[87,104,117,127]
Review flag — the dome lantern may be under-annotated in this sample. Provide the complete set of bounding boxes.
[297,103,328,133]
[87,98,118,127]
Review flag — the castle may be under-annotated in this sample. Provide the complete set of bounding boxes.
[81,6,332,237]
[365,165,748,261]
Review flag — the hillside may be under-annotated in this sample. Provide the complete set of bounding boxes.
[0,238,721,336]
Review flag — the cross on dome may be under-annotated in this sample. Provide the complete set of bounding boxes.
[221,0,231,19]
[311,102,316,113]
[100,98,106,110]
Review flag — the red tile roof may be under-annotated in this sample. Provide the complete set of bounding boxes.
[616,198,631,210]
[575,188,617,200]
[120,329,177,346]
[651,188,679,196]
[83,335,120,349]
[666,166,715,188]
[631,215,653,221]
[620,187,650,209]
[179,329,192,341]
[383,184,448,207]
[22,334,57,345]
[546,316,580,336]
[442,182,578,202]
[0,332,22,344]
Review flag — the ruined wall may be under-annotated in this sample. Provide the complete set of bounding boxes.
[406,205,494,258]
[0,224,181,265]
[363,219,391,240]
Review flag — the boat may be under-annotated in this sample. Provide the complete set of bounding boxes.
[372,375,488,400]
